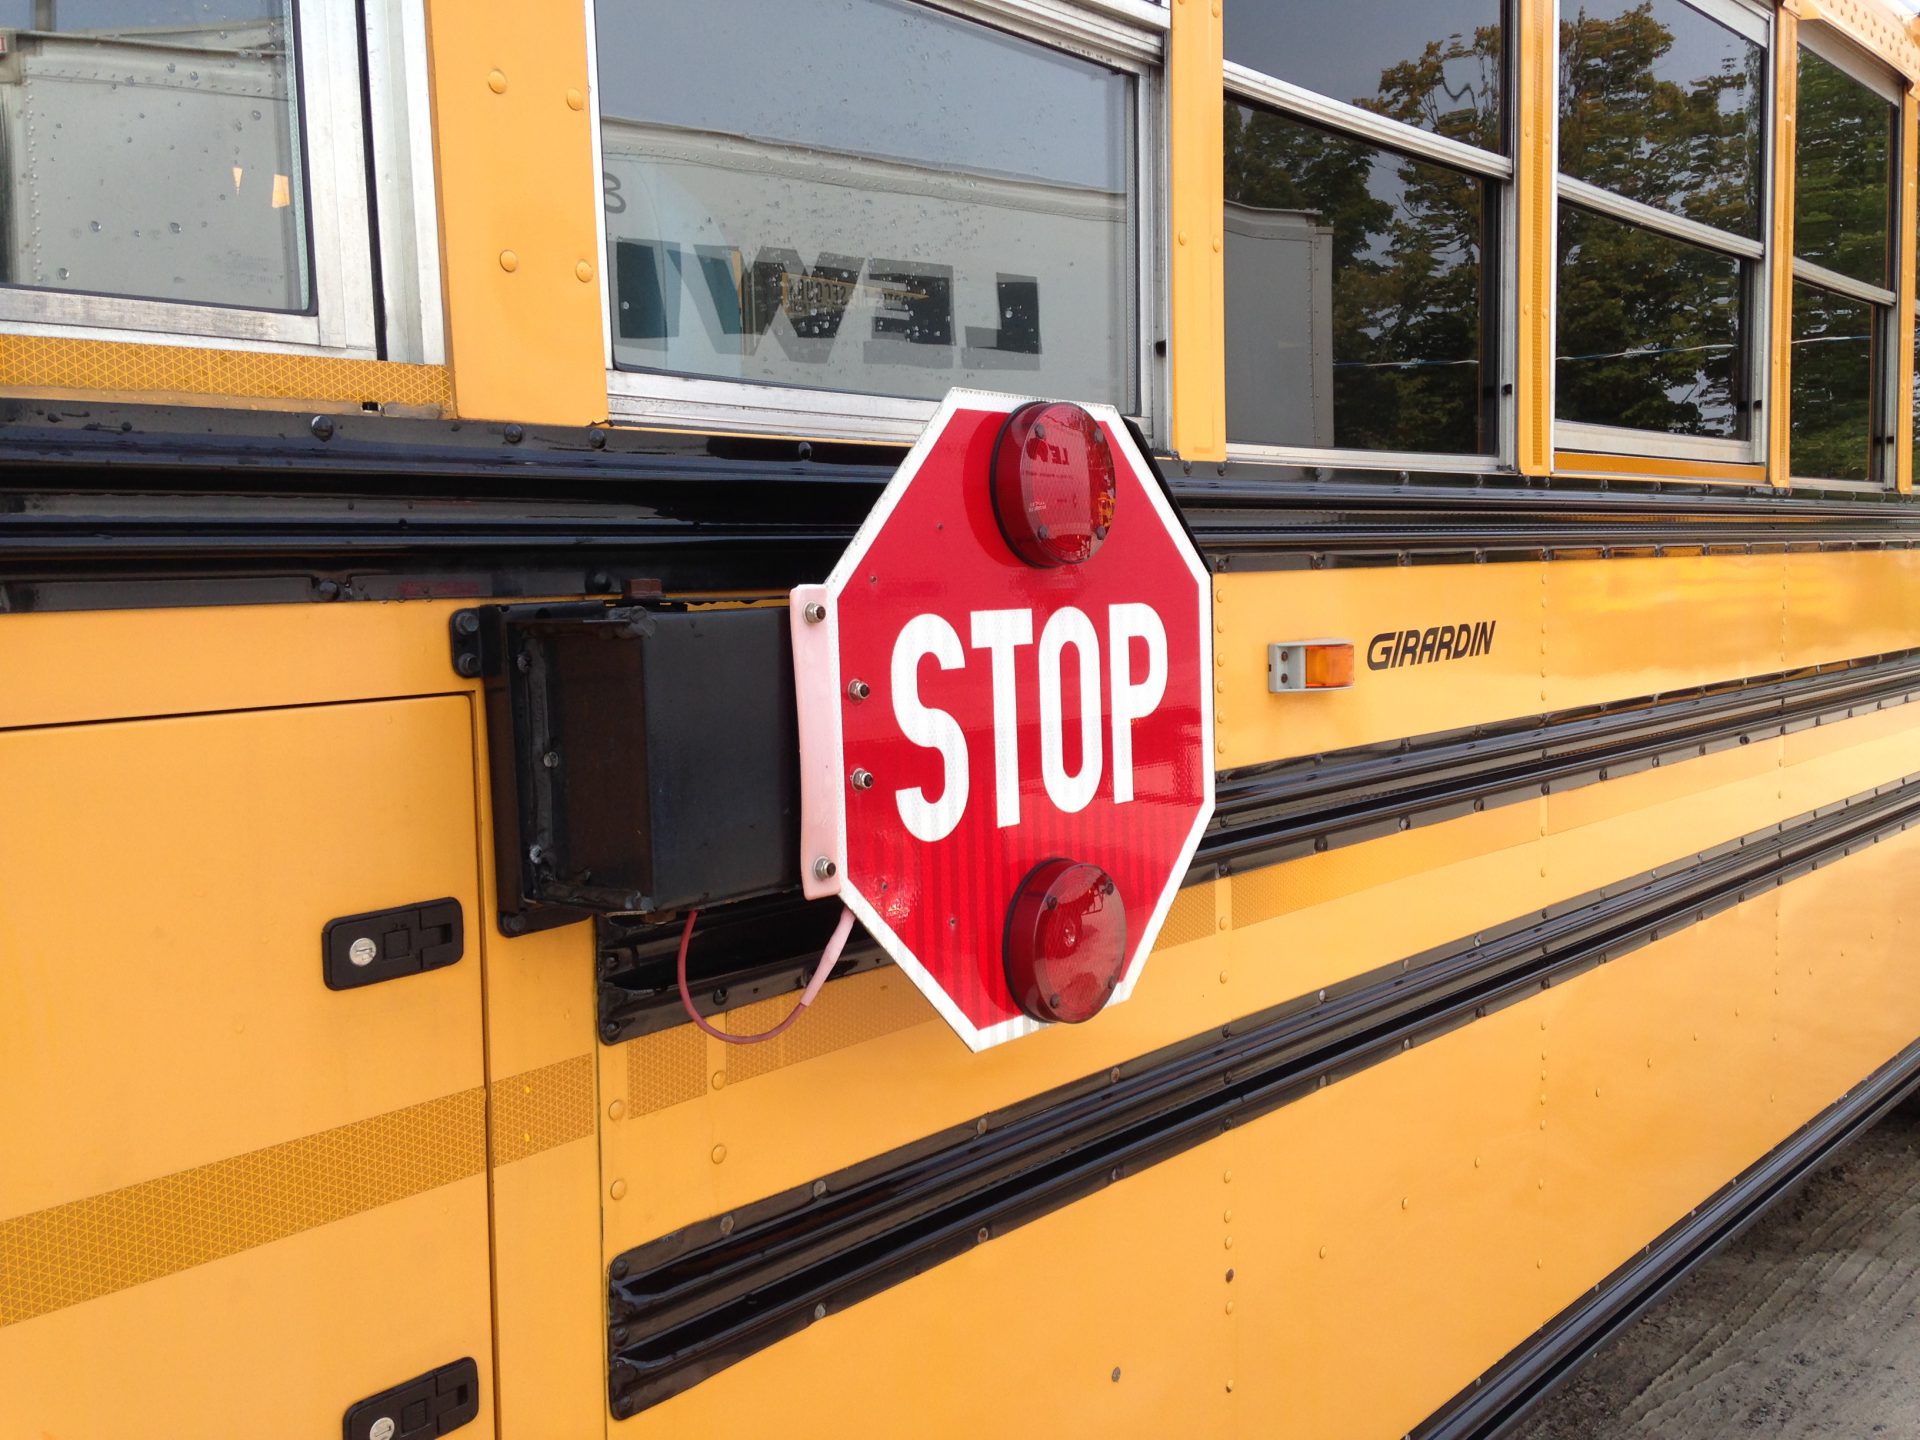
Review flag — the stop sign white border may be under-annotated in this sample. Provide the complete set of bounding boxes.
[790,389,1216,1050]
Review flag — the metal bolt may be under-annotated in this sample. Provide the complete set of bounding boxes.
[309,415,334,440]
[851,768,874,791]
[611,1258,628,1279]
[543,751,561,769]
[804,602,827,624]
[847,678,871,701]
[813,1303,827,1320]
[813,857,837,881]
[503,423,524,444]
[812,1179,828,1199]
[348,937,378,968]
[528,844,546,864]
[976,1227,990,1244]
[369,1418,396,1440]
[515,651,531,673]
[454,652,482,678]
[314,580,341,601]
[718,1214,736,1236]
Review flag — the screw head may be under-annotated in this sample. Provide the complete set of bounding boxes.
[369,1417,396,1440]
[503,423,525,444]
[454,652,482,678]
[851,768,874,791]
[803,602,827,624]
[348,937,378,968]
[847,678,871,701]
[309,415,334,440]
[543,750,561,769]
[813,856,837,881]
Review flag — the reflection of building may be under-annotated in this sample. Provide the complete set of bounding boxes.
[1223,200,1334,447]
[0,22,303,310]
[600,117,1131,403]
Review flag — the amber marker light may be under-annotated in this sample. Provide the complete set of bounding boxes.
[1267,641,1356,693]
[989,400,1118,568]
[1003,858,1128,1025]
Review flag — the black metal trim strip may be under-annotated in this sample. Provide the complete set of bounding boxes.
[1417,1037,1920,1440]
[11,401,1920,613]
[597,647,1920,1040]
[604,771,1920,1416]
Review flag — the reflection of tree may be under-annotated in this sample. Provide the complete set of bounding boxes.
[1223,22,1499,454]
[1556,207,1741,435]
[1560,1,1763,235]
[1555,2,1761,437]
[1791,287,1873,480]
[1793,49,1892,288]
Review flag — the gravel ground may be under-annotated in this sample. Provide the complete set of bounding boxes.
[1512,1097,1920,1439]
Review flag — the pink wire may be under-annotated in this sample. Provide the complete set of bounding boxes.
[676,905,857,1045]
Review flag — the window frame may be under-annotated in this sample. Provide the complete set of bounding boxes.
[1549,0,1776,467]
[588,0,1170,444]
[1220,0,1517,474]
[1787,24,1904,491]
[0,0,414,359]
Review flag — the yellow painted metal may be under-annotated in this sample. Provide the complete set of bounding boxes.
[0,698,494,1437]
[1773,9,1800,485]
[1215,549,1920,771]
[1799,0,1920,82]
[0,600,475,730]
[467,690,609,1440]
[423,0,606,423]
[1552,451,1766,485]
[0,335,451,413]
[616,828,1920,1439]
[1170,0,1226,461]
[1516,0,1556,476]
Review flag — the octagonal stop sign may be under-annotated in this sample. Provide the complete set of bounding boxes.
[790,390,1214,1050]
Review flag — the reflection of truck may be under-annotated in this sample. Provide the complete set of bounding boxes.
[599,117,1132,403]
[0,21,304,311]
[1223,199,1334,447]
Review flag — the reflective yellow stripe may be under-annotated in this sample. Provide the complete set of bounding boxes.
[0,1055,593,1329]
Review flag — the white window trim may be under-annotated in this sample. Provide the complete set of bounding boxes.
[1557,420,1756,465]
[1550,0,1775,468]
[1223,65,1513,181]
[1218,6,1516,473]
[0,0,408,359]
[592,0,1165,444]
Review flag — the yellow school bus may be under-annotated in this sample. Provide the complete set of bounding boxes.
[5,0,1920,1436]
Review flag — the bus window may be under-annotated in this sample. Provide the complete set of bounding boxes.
[1553,0,1767,462]
[1220,0,1507,468]
[0,1,308,312]
[1224,0,1505,153]
[1789,42,1899,486]
[0,0,391,355]
[1222,104,1491,455]
[592,0,1148,432]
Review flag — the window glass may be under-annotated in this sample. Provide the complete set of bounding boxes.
[1793,48,1894,289]
[1559,0,1764,241]
[1556,203,1745,438]
[1223,0,1505,152]
[0,0,311,312]
[594,0,1136,408]
[1223,103,1489,454]
[1790,282,1875,481]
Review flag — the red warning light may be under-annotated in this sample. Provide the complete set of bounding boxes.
[989,401,1118,569]
[1003,858,1129,1025]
